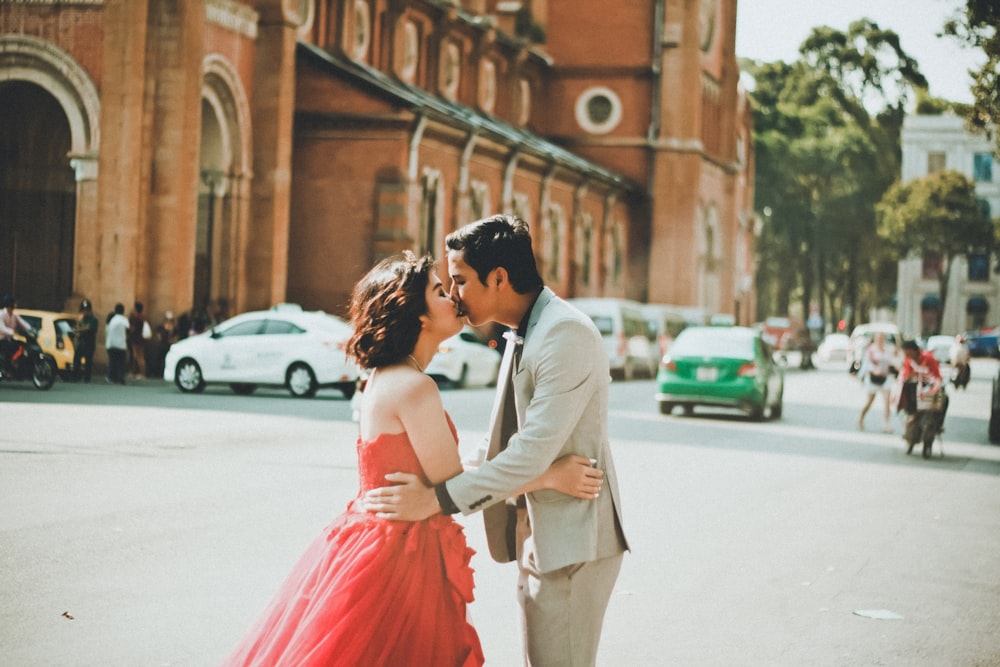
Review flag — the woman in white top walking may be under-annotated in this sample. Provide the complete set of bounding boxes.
[858,332,893,432]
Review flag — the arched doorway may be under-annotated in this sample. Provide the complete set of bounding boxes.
[196,98,226,321]
[196,55,252,322]
[0,35,101,312]
[0,81,75,310]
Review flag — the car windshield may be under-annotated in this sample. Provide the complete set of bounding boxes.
[669,328,755,357]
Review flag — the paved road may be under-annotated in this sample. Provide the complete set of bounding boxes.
[2,361,999,666]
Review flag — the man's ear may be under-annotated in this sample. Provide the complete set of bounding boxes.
[493,267,508,288]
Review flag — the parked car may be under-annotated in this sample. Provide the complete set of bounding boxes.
[16,308,77,378]
[815,332,851,363]
[959,327,1000,358]
[424,327,501,388]
[163,304,361,398]
[848,322,902,372]
[923,334,958,365]
[569,297,657,380]
[655,325,784,420]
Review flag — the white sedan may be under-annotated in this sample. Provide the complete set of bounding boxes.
[815,332,851,363]
[425,328,501,388]
[164,304,361,398]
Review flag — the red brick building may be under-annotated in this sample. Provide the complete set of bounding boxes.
[0,0,755,332]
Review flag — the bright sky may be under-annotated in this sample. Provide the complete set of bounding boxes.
[735,0,986,104]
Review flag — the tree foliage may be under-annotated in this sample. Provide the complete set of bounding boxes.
[942,0,1000,149]
[876,170,996,333]
[746,19,928,330]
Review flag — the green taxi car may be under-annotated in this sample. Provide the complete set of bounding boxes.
[656,325,784,420]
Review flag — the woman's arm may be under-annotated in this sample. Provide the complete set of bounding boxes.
[394,372,464,485]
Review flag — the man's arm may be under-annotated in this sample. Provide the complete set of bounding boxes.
[362,455,603,521]
[362,472,443,521]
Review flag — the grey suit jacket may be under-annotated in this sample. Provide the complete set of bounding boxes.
[445,288,628,573]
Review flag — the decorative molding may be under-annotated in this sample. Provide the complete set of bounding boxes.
[0,34,101,153]
[0,1,104,4]
[206,0,259,39]
[69,153,99,181]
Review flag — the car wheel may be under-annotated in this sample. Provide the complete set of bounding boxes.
[659,401,675,415]
[229,383,257,395]
[682,404,695,417]
[749,393,766,421]
[175,358,205,393]
[339,381,357,400]
[770,388,784,419]
[287,362,318,398]
[455,364,469,389]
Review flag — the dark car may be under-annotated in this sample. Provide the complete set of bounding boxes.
[959,327,999,358]
[655,325,784,420]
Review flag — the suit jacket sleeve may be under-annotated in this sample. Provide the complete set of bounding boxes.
[445,316,601,512]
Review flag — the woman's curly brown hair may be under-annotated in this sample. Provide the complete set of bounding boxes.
[347,252,434,369]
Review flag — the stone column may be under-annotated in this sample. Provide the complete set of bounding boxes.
[69,152,99,306]
[94,0,151,313]
[96,0,204,323]
[246,1,301,309]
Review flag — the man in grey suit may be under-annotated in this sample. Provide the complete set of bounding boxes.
[365,215,628,666]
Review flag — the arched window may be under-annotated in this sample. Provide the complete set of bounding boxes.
[351,1,371,62]
[438,42,460,100]
[478,59,496,113]
[394,19,419,83]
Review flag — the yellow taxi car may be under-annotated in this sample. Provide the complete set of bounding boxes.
[16,309,79,377]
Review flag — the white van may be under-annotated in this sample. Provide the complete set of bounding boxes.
[568,298,657,379]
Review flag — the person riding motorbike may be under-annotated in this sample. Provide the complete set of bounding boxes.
[949,338,971,389]
[0,294,36,378]
[898,339,947,450]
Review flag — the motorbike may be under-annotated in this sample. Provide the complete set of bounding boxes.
[0,330,57,390]
[900,378,947,459]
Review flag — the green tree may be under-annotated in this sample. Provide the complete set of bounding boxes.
[943,0,999,149]
[876,170,995,334]
[746,19,928,330]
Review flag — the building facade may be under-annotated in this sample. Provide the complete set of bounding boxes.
[897,114,1000,337]
[0,0,754,338]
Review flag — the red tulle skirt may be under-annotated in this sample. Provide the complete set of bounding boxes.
[222,499,484,666]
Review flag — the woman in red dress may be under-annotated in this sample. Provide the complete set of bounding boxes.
[222,253,603,667]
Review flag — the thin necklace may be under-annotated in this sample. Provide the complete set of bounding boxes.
[407,354,424,372]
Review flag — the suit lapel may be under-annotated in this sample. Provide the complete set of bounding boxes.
[486,331,518,459]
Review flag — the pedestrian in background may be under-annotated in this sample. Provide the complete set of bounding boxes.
[72,299,99,383]
[105,303,129,385]
[127,300,150,378]
[858,332,893,433]
[148,310,177,379]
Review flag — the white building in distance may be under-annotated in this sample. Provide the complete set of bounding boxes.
[896,114,1000,337]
